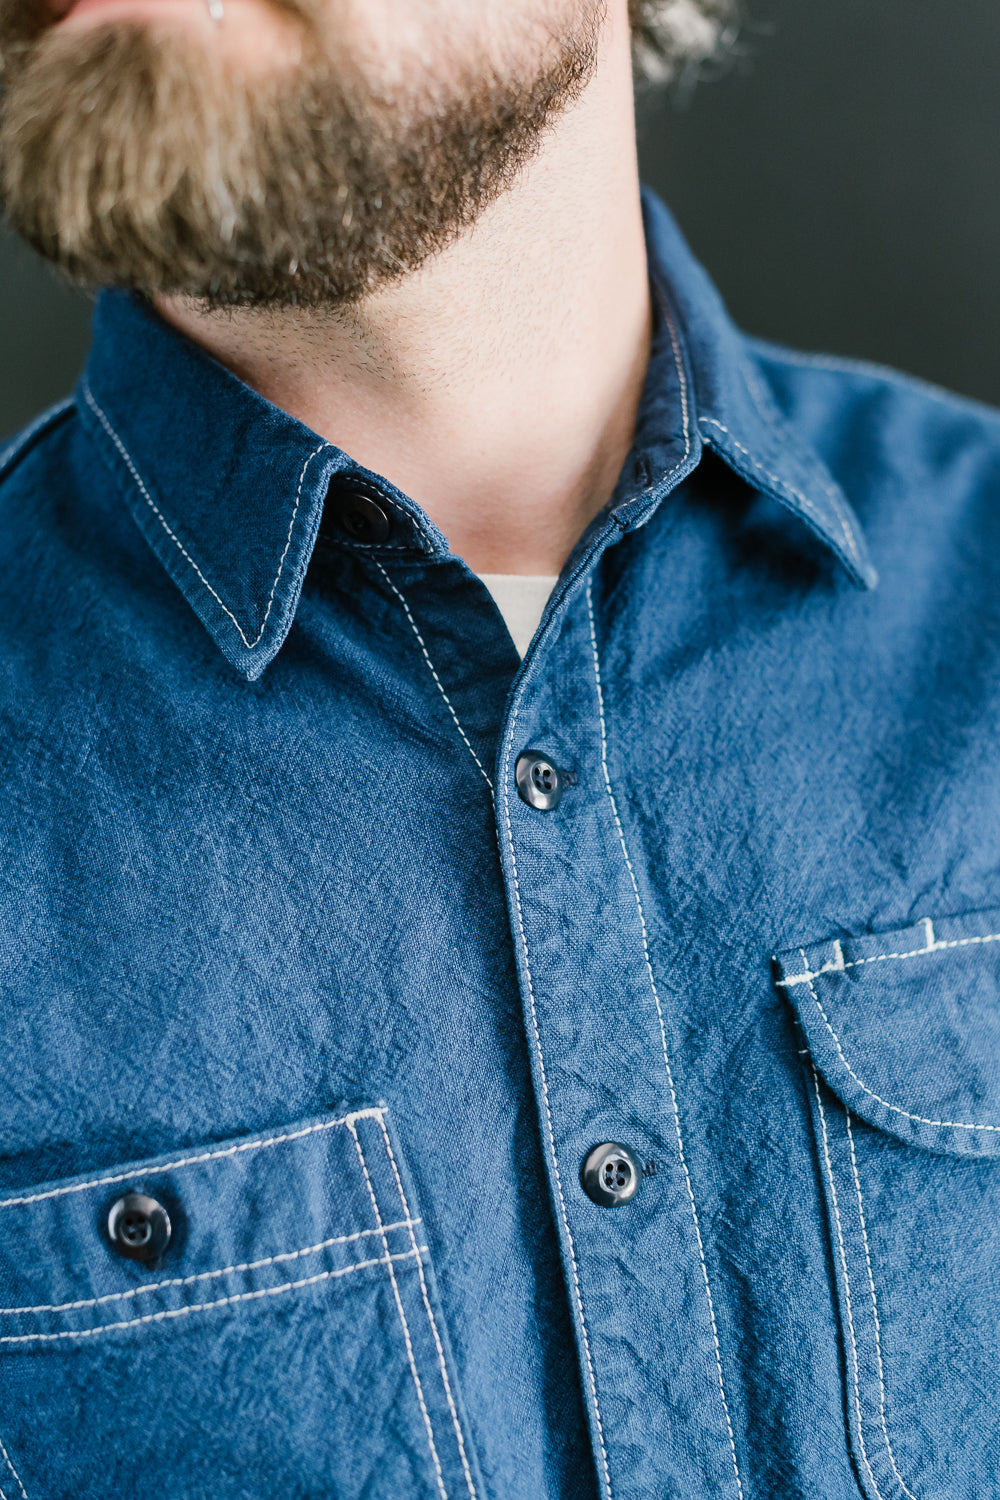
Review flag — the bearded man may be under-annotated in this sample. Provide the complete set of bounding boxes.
[1,0,999,1496]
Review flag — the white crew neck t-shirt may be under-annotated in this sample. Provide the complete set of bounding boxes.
[477,573,558,658]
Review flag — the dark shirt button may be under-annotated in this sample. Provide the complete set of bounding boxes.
[326,481,392,544]
[107,1193,172,1263]
[581,1142,642,1207]
[515,750,567,811]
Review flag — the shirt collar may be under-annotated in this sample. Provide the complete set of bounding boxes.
[79,290,448,680]
[638,188,876,591]
[77,192,875,679]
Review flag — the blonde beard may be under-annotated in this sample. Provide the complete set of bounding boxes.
[0,7,600,307]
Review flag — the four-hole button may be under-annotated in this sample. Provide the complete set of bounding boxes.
[515,750,570,811]
[581,1142,642,1207]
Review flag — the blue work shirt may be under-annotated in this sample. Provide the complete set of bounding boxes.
[2,189,1000,1500]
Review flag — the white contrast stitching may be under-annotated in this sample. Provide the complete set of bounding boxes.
[698,416,864,573]
[0,1438,28,1500]
[81,379,327,652]
[776,928,1000,989]
[375,1115,478,1500]
[348,1121,448,1500]
[845,1115,919,1500]
[373,560,493,791]
[491,293,693,1500]
[737,360,863,568]
[801,969,1000,1133]
[661,294,692,457]
[500,699,613,1500]
[0,1218,420,1316]
[587,584,744,1500]
[0,398,74,480]
[0,1108,384,1210]
[809,1058,886,1500]
[0,1248,427,1345]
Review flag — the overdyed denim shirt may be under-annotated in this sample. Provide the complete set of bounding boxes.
[3,189,1000,1500]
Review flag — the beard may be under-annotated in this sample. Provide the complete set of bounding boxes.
[0,3,600,307]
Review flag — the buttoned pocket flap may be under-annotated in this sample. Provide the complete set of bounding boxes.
[775,908,1000,1156]
[0,1105,481,1500]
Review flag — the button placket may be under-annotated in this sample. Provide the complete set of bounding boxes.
[498,582,744,1498]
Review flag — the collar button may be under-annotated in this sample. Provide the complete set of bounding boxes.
[327,481,392,545]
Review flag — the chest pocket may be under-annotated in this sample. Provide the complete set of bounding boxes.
[0,1106,481,1500]
[775,908,1000,1500]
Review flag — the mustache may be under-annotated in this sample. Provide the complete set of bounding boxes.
[0,0,320,65]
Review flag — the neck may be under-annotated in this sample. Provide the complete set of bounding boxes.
[160,8,650,575]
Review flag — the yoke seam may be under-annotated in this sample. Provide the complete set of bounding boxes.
[0,399,75,486]
[749,340,1000,425]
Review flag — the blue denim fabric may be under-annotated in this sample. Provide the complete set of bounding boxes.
[2,188,1000,1499]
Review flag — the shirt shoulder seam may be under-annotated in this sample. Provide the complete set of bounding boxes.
[747,337,1000,429]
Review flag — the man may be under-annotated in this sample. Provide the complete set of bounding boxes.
[1,0,998,1495]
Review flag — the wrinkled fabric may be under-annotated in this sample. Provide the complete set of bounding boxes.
[2,189,1000,1499]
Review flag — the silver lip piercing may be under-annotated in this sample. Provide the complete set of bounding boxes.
[206,0,224,22]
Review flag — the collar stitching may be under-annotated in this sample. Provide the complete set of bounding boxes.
[338,473,439,552]
[737,358,865,569]
[610,293,693,534]
[659,294,693,474]
[82,378,329,652]
[698,416,864,576]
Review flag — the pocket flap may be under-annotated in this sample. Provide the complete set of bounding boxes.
[0,1104,425,1340]
[774,909,1000,1156]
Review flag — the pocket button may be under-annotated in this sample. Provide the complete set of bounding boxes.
[107,1193,172,1263]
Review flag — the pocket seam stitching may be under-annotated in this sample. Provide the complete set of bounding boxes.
[347,1122,449,1500]
[0,1247,428,1346]
[844,1114,919,1500]
[776,924,1000,989]
[0,1436,28,1500]
[0,1216,422,1317]
[374,1113,479,1500]
[0,1107,386,1210]
[809,1058,887,1500]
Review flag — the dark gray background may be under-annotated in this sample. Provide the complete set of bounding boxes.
[2,0,999,442]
